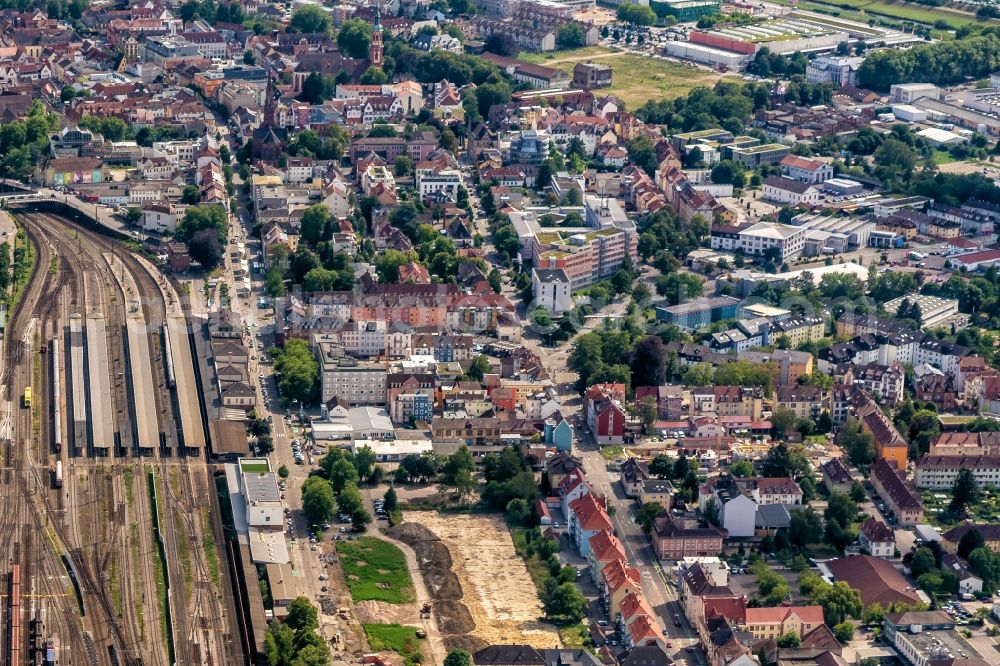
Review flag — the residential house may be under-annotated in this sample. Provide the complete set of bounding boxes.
[821,458,854,494]
[543,415,574,452]
[940,554,983,596]
[743,606,825,641]
[569,493,612,558]
[914,454,1000,490]
[586,529,627,585]
[775,385,825,420]
[602,559,643,623]
[639,480,674,507]
[942,524,1000,554]
[651,514,726,561]
[620,458,649,498]
[871,459,924,526]
[585,384,628,445]
[859,517,895,558]
[853,391,908,470]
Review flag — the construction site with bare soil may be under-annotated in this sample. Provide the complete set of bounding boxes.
[388,513,560,652]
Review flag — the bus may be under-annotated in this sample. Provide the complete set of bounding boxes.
[22,387,30,408]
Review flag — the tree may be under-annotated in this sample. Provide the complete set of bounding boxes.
[285,597,319,631]
[910,547,936,578]
[616,2,656,24]
[833,622,855,644]
[465,355,490,382]
[770,408,797,438]
[788,508,823,548]
[324,452,360,494]
[849,480,866,504]
[814,581,863,625]
[874,138,918,183]
[394,154,413,176]
[175,204,227,243]
[556,23,585,48]
[181,184,201,205]
[301,477,336,526]
[542,580,587,622]
[777,632,801,648]
[730,459,754,478]
[649,454,673,479]
[442,445,477,500]
[300,205,330,248]
[272,339,319,405]
[760,442,808,479]
[505,497,533,526]
[337,18,372,58]
[654,272,704,305]
[188,228,223,269]
[264,622,295,666]
[124,207,141,226]
[289,5,331,33]
[636,502,666,533]
[383,486,398,513]
[825,492,858,531]
[958,528,986,559]
[445,650,472,666]
[337,483,372,528]
[630,336,667,387]
[950,468,981,515]
[354,445,377,482]
[839,417,875,468]
[704,498,720,526]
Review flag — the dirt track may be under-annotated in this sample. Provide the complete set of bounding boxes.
[390,513,560,650]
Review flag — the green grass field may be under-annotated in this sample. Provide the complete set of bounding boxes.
[777,0,988,28]
[363,624,424,665]
[932,149,958,165]
[336,537,415,604]
[520,46,723,108]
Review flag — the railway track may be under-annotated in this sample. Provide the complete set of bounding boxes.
[0,218,91,665]
[10,207,240,665]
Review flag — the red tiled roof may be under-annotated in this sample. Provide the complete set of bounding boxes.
[570,494,613,532]
[825,555,922,608]
[589,529,627,564]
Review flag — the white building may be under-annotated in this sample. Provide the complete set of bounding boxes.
[532,267,574,314]
[349,407,395,440]
[762,176,821,206]
[858,517,895,558]
[914,454,1000,489]
[805,55,863,88]
[890,83,939,104]
[338,320,387,358]
[415,166,462,202]
[737,221,807,262]
[780,155,834,184]
[140,203,179,232]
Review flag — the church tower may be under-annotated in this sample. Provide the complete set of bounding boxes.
[369,4,384,70]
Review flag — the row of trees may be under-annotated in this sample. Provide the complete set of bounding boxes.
[858,34,1000,90]
[269,338,320,406]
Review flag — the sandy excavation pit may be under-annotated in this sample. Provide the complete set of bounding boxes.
[391,513,560,649]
